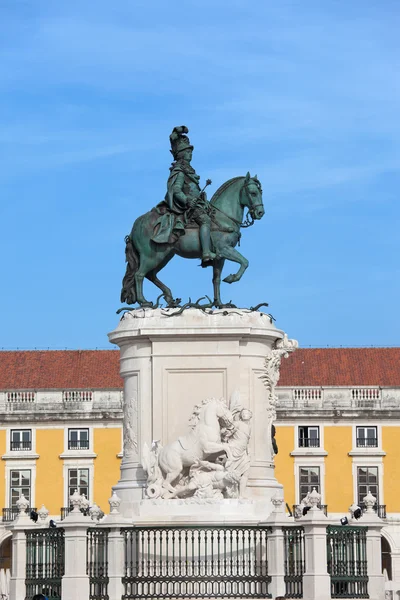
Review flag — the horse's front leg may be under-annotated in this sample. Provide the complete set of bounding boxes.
[217,246,249,284]
[202,440,231,457]
[212,258,226,307]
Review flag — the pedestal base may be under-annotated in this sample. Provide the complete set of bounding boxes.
[109,308,291,523]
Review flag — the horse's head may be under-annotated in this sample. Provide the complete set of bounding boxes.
[240,172,265,221]
[214,398,234,428]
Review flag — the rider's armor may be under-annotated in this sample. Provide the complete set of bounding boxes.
[157,126,215,264]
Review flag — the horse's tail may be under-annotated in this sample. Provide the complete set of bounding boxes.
[121,235,139,304]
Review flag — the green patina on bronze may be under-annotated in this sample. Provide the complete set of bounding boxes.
[121,126,265,308]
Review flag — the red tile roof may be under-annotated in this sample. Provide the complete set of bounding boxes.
[0,348,399,390]
[0,350,122,390]
[278,348,400,387]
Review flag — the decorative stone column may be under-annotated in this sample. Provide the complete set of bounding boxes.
[61,492,90,599]
[264,495,290,598]
[9,494,31,600]
[109,308,297,519]
[358,491,385,600]
[301,489,331,600]
[102,492,124,600]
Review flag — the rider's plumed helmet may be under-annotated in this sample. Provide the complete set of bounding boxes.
[170,126,194,159]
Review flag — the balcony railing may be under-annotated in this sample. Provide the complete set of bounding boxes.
[10,440,32,451]
[360,502,386,519]
[293,388,323,402]
[6,391,36,402]
[356,437,378,448]
[298,437,320,448]
[63,390,93,402]
[68,440,89,450]
[61,506,90,520]
[352,388,381,401]
[2,506,37,523]
[293,504,328,518]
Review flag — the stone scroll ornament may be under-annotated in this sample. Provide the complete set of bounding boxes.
[142,396,253,501]
[260,335,298,455]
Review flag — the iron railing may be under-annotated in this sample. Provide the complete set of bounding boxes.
[359,502,386,519]
[327,525,368,599]
[87,527,110,600]
[283,526,305,598]
[61,506,90,520]
[10,440,32,451]
[25,528,65,600]
[356,437,378,448]
[68,439,90,450]
[2,507,36,523]
[293,504,328,518]
[121,525,272,599]
[298,437,320,448]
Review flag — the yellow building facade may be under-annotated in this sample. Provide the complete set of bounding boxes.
[0,347,400,592]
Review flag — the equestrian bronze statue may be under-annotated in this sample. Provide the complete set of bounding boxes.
[121,126,265,308]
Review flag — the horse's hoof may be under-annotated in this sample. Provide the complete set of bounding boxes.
[223,274,237,284]
[139,301,154,308]
[167,298,182,308]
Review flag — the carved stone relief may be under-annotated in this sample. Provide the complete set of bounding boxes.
[142,395,252,500]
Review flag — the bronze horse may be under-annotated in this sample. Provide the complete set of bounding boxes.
[121,173,265,308]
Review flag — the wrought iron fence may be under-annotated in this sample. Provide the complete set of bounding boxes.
[25,528,65,600]
[282,526,305,598]
[87,527,110,600]
[121,525,272,599]
[327,525,368,599]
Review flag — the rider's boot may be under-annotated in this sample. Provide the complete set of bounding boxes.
[200,223,216,266]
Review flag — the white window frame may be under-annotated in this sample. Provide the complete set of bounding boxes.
[350,424,383,455]
[298,425,321,448]
[351,456,384,506]
[294,456,326,504]
[68,428,90,451]
[356,464,380,506]
[291,424,327,457]
[5,462,36,509]
[61,426,95,458]
[10,429,32,452]
[63,459,94,506]
[4,428,37,457]
[355,426,378,448]
[67,467,90,500]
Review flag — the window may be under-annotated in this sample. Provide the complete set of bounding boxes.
[299,466,320,500]
[356,426,378,448]
[357,466,379,506]
[68,468,89,499]
[68,429,89,450]
[10,429,32,451]
[298,426,320,448]
[10,470,31,508]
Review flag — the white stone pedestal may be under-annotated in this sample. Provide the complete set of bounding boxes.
[109,308,291,521]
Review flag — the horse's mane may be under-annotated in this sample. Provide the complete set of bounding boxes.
[210,177,244,205]
[188,397,227,429]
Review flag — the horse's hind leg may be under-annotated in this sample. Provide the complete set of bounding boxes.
[146,254,180,307]
[134,255,160,307]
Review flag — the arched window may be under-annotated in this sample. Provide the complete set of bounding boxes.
[0,536,12,571]
[382,535,392,581]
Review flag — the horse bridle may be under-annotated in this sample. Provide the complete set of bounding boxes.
[211,178,263,230]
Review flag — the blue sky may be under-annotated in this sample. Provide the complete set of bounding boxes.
[1,0,399,349]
